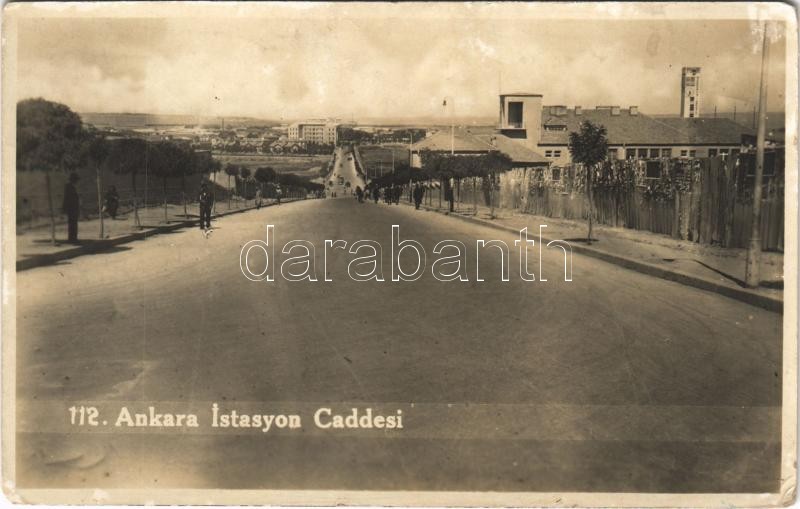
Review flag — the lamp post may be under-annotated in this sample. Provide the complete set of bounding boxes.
[745,21,771,288]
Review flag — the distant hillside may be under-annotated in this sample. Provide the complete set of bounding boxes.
[79,112,280,128]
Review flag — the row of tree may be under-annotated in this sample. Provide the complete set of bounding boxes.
[222,163,323,206]
[17,98,225,242]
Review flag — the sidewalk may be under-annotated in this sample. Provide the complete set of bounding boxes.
[407,199,783,312]
[16,198,288,271]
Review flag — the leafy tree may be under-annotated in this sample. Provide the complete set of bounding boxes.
[16,98,86,243]
[224,163,239,208]
[419,150,512,216]
[568,121,608,243]
[105,137,148,228]
[239,166,252,201]
[80,134,110,238]
[150,141,190,222]
[254,166,277,194]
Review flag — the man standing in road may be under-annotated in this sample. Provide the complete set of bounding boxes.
[198,182,214,231]
[276,185,282,205]
[62,172,81,243]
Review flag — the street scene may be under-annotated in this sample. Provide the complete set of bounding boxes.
[4,3,795,505]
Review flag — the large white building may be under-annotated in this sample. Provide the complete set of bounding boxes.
[287,121,340,144]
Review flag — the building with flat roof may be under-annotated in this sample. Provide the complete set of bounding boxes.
[495,87,753,167]
[288,121,340,144]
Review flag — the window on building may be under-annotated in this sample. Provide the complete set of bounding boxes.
[551,168,561,181]
[689,150,696,158]
[689,113,695,118]
[608,148,618,159]
[661,148,672,158]
[545,150,553,157]
[507,102,524,128]
[680,150,688,157]
[649,148,660,158]
[708,148,718,157]
[637,148,648,158]
[553,150,562,157]
[626,148,636,160]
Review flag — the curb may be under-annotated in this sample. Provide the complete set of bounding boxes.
[403,201,783,313]
[16,199,301,272]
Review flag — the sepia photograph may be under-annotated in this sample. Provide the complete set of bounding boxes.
[1,2,797,506]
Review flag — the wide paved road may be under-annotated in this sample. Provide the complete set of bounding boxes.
[325,146,364,198]
[15,198,782,492]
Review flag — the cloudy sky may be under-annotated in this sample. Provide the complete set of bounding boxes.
[16,5,788,121]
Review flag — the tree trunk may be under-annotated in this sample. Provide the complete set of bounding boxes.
[132,172,141,229]
[490,173,496,219]
[163,178,168,223]
[586,166,594,244]
[438,178,442,209]
[96,165,104,239]
[182,171,187,218]
[473,177,477,214]
[45,173,56,245]
[212,171,217,214]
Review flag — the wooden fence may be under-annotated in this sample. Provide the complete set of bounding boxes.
[492,154,784,251]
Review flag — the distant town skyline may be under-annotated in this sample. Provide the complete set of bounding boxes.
[17,7,788,120]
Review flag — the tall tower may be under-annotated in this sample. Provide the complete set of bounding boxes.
[680,67,701,118]
[498,93,543,152]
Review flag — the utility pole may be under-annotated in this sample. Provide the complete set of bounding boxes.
[745,21,770,288]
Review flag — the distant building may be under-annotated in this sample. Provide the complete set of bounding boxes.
[288,121,340,144]
[409,128,548,170]
[412,69,754,170]
[681,67,701,118]
[495,89,753,167]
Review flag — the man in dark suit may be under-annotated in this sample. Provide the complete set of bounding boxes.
[198,183,214,230]
[62,172,80,243]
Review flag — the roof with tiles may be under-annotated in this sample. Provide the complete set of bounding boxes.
[474,134,549,165]
[538,107,754,146]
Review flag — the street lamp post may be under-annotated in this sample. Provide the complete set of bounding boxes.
[745,21,770,288]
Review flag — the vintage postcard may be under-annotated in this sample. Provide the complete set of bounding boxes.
[1,2,797,506]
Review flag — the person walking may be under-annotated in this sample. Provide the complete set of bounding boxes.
[355,185,364,203]
[62,172,80,243]
[104,185,120,220]
[372,186,380,204]
[276,185,282,205]
[255,188,263,209]
[445,178,455,212]
[413,182,425,210]
[198,182,214,231]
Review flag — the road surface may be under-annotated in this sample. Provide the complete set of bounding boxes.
[324,147,365,198]
[15,197,782,492]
